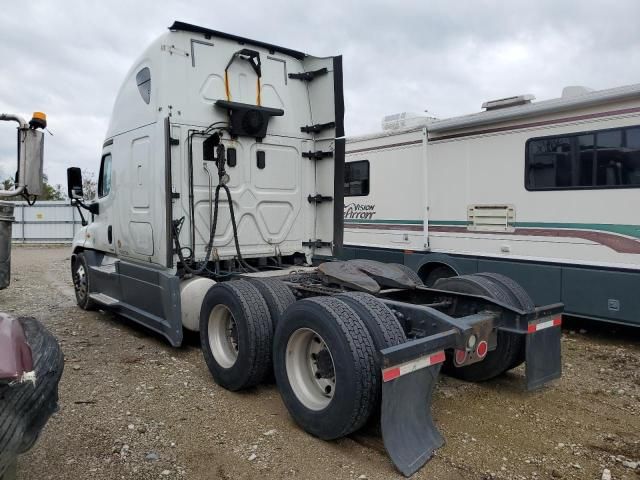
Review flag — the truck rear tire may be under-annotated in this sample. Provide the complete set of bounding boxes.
[72,253,96,311]
[389,263,423,285]
[273,297,378,440]
[474,272,535,369]
[435,275,525,382]
[474,272,536,312]
[249,278,296,327]
[335,292,406,349]
[199,281,273,391]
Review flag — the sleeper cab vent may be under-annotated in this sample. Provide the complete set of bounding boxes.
[467,205,515,232]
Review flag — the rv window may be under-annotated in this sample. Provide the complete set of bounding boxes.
[344,160,370,196]
[525,125,640,190]
[136,67,151,104]
[98,154,112,198]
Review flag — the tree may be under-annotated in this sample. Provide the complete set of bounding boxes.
[41,174,64,201]
[81,170,97,201]
[0,175,64,201]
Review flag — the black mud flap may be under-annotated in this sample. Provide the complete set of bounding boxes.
[525,325,562,391]
[381,363,444,477]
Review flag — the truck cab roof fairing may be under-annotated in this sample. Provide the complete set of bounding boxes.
[169,21,307,60]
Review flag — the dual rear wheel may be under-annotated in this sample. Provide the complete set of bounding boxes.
[199,280,405,439]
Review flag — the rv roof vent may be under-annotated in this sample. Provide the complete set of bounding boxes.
[481,94,535,111]
[381,112,437,131]
[561,85,594,98]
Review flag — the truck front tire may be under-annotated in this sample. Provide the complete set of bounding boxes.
[199,281,273,391]
[72,253,96,311]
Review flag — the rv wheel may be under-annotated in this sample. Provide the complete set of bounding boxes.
[273,297,377,439]
[435,275,525,382]
[423,265,456,287]
[72,253,96,310]
[199,281,273,391]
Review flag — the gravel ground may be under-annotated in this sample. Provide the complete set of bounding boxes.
[1,246,639,480]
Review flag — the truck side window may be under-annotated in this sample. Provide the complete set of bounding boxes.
[136,67,151,104]
[525,125,640,190]
[98,154,112,198]
[344,160,370,196]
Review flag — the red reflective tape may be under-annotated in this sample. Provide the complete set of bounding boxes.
[381,350,445,382]
[528,316,562,333]
[382,367,401,382]
[430,351,446,364]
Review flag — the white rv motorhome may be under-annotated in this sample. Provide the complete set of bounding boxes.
[66,22,564,476]
[343,85,640,327]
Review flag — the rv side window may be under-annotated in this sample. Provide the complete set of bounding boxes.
[136,67,151,104]
[344,160,370,196]
[98,154,112,198]
[525,125,640,190]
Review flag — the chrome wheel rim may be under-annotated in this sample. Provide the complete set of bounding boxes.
[74,264,88,300]
[208,304,239,368]
[286,328,336,410]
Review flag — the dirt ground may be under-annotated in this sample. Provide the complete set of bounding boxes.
[1,246,639,480]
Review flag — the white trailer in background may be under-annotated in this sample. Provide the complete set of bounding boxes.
[343,84,640,327]
[66,22,564,476]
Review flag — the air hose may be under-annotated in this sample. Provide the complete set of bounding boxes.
[173,141,255,275]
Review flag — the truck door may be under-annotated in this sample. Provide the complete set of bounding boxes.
[88,148,116,254]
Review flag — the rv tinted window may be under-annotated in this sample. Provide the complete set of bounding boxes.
[344,160,370,196]
[136,67,151,104]
[525,125,640,190]
[98,154,112,198]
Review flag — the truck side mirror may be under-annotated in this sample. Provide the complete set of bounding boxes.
[67,167,84,200]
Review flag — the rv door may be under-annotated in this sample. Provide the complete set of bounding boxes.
[298,55,345,258]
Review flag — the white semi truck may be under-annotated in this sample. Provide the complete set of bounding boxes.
[66,22,564,476]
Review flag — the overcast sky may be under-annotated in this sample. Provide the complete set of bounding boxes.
[1,0,639,188]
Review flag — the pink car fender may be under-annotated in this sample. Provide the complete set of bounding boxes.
[0,313,33,381]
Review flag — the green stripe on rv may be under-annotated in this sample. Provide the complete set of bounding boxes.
[429,221,640,239]
[344,219,424,225]
[344,219,640,239]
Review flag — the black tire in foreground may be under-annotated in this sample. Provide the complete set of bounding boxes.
[249,278,296,327]
[199,281,273,391]
[0,317,63,478]
[72,252,96,310]
[435,274,527,382]
[273,297,378,440]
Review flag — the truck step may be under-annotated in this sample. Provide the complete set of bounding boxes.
[90,264,116,274]
[89,293,120,306]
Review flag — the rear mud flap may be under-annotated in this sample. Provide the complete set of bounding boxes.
[381,363,444,477]
[525,326,562,390]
